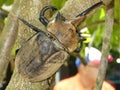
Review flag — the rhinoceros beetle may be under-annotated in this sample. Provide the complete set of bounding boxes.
[16,1,103,82]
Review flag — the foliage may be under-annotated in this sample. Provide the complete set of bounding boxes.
[0,0,14,8]
[51,0,67,9]
[83,2,119,53]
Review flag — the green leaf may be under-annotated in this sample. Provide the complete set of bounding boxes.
[51,0,67,9]
[0,0,14,8]
[114,0,119,19]
[0,0,5,7]
[4,0,14,6]
[110,24,120,51]
[99,8,105,19]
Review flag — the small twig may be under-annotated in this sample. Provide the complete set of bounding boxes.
[79,20,104,29]
[70,52,87,65]
[94,0,114,90]
[79,19,119,30]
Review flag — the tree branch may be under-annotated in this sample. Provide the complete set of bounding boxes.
[0,0,19,86]
[60,0,102,19]
[79,18,119,29]
[94,0,114,90]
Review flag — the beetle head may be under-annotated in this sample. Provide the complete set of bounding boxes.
[47,12,85,52]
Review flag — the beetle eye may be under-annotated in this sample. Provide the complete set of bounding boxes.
[68,28,73,33]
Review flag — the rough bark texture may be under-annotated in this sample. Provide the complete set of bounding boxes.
[5,0,112,90]
[94,0,114,90]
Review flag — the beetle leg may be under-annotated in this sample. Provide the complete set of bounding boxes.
[74,41,83,53]
[39,6,57,27]
[74,31,86,53]
[74,37,86,53]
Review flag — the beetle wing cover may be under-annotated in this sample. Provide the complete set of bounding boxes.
[16,32,69,82]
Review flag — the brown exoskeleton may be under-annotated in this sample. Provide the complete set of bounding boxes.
[16,1,103,82]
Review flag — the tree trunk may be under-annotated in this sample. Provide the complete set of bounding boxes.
[5,0,110,90]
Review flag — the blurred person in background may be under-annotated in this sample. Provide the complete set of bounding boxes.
[53,47,116,90]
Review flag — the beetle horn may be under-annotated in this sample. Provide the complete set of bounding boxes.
[70,1,103,27]
[39,6,57,27]
[76,1,103,17]
[70,16,85,27]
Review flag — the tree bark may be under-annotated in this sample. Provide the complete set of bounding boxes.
[5,0,109,90]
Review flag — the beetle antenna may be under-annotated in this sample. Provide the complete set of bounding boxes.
[18,18,42,33]
[39,6,57,27]
[76,1,103,17]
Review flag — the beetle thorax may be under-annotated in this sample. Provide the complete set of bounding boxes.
[47,20,79,52]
